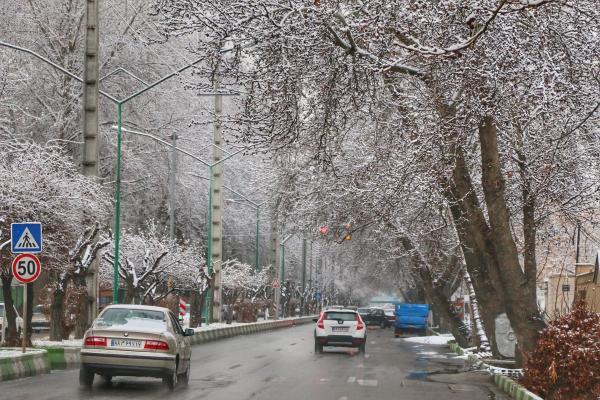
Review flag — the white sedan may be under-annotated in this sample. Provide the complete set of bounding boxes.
[314,309,366,354]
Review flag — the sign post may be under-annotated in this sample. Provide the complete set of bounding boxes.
[11,222,43,353]
[11,254,42,354]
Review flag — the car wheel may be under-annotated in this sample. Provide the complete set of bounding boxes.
[79,365,94,388]
[163,362,178,390]
[314,340,323,354]
[179,364,190,387]
[358,343,366,355]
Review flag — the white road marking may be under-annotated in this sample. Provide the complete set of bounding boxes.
[320,378,330,382]
[347,377,356,383]
[357,379,378,387]
[357,363,365,368]
[337,397,348,400]
[365,354,371,358]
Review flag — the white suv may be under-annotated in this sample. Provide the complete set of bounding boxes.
[314,309,366,354]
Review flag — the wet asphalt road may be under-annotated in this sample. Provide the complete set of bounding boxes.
[1,324,501,400]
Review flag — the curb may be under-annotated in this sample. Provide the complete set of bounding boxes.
[494,375,543,400]
[447,342,543,400]
[0,316,315,383]
[0,349,49,382]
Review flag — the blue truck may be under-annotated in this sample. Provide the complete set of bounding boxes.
[394,303,430,337]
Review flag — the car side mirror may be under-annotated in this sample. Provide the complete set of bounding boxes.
[312,318,318,322]
[184,328,195,337]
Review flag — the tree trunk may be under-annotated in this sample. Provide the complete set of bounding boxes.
[478,116,545,361]
[1,274,20,346]
[464,271,491,351]
[444,172,505,355]
[515,122,538,307]
[49,279,66,341]
[73,275,89,339]
[398,236,471,348]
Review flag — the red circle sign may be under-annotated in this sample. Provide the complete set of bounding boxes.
[12,253,42,284]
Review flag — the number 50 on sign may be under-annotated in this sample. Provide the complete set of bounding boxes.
[12,253,42,284]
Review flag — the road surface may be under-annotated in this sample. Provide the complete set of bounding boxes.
[1,324,502,399]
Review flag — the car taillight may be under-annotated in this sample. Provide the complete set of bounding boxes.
[84,336,107,347]
[356,314,364,330]
[144,340,169,351]
[317,312,325,329]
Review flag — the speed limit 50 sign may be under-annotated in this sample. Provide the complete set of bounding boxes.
[12,253,42,284]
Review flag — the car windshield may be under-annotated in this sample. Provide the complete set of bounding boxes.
[357,308,370,314]
[33,305,44,314]
[95,308,167,330]
[324,312,356,321]
[0,304,4,315]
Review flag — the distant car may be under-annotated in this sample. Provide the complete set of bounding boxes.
[0,302,24,338]
[80,305,195,390]
[314,309,366,354]
[383,309,396,326]
[361,308,390,328]
[31,305,50,333]
[344,306,358,311]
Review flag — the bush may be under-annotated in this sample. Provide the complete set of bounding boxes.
[521,301,600,399]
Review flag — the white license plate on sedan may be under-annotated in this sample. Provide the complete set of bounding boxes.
[109,339,143,349]
[332,327,348,332]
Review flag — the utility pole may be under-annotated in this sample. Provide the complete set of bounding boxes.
[82,0,100,323]
[301,239,307,316]
[169,133,178,240]
[211,71,224,323]
[271,211,280,319]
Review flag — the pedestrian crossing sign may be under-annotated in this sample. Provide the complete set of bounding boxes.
[11,222,43,253]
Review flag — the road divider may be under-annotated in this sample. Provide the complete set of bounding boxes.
[0,316,316,382]
[0,349,49,382]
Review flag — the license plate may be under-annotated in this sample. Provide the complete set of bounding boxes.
[332,327,348,332]
[109,339,143,349]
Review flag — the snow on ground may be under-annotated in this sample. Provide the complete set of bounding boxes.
[403,334,454,345]
[192,321,243,332]
[0,348,45,358]
[33,339,82,347]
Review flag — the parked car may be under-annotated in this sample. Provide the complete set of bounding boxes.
[360,308,390,328]
[313,309,366,354]
[383,309,396,326]
[0,302,24,339]
[31,305,50,333]
[394,303,430,337]
[80,304,194,389]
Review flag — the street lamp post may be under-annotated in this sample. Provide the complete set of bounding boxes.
[111,126,241,322]
[277,234,294,319]
[0,40,236,305]
[225,198,265,271]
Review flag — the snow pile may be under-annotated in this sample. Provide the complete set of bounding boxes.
[403,334,454,345]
